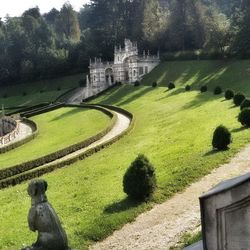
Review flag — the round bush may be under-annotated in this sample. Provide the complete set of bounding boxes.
[123,154,157,200]
[168,82,175,89]
[57,86,61,91]
[152,82,157,88]
[212,125,232,150]
[240,98,250,110]
[225,89,234,100]
[185,85,191,91]
[233,93,245,106]
[200,85,207,93]
[238,108,250,127]
[134,81,140,87]
[214,86,222,95]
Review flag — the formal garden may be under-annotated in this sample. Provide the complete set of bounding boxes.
[0,60,250,249]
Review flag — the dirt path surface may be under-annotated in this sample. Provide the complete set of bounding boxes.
[90,146,250,250]
[0,121,33,149]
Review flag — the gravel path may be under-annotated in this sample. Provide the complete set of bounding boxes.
[0,121,33,148]
[91,146,250,250]
[38,110,130,167]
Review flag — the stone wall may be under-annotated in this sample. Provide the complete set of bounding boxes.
[0,117,19,145]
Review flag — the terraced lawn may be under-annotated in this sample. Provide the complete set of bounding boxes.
[1,60,250,250]
[0,107,111,169]
[0,73,84,108]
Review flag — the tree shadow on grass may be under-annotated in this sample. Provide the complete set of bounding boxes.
[51,107,86,121]
[231,126,248,133]
[104,197,141,214]
[117,86,152,106]
[203,149,221,157]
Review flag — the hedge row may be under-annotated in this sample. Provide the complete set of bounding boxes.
[0,104,134,189]
[6,103,50,116]
[0,118,38,154]
[0,104,116,181]
[22,102,63,118]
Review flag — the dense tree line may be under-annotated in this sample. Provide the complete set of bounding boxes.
[0,0,250,86]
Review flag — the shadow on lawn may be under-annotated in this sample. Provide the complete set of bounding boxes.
[51,107,86,121]
[98,85,153,106]
[104,197,141,214]
[231,126,247,133]
[203,149,220,157]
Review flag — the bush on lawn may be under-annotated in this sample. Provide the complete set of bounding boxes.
[123,154,157,201]
[238,108,250,127]
[225,89,234,100]
[185,85,191,91]
[212,125,232,150]
[240,98,250,110]
[168,82,175,89]
[200,85,207,93]
[152,82,157,88]
[134,81,140,87]
[233,93,245,106]
[214,86,222,95]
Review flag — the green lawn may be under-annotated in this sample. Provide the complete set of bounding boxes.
[0,107,110,169]
[0,73,84,108]
[1,60,250,250]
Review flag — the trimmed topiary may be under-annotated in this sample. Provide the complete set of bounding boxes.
[123,154,157,201]
[134,81,140,87]
[212,125,232,150]
[200,85,207,93]
[240,98,250,110]
[233,93,245,106]
[152,82,157,88]
[225,89,234,100]
[238,108,250,127]
[185,85,191,91]
[214,86,222,95]
[168,82,175,89]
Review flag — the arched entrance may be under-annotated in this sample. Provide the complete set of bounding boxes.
[105,68,114,84]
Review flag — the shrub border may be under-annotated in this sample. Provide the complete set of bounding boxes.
[0,104,134,189]
[0,104,117,182]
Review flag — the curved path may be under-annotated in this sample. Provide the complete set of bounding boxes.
[91,146,250,250]
[40,109,130,167]
[0,106,131,184]
[0,121,33,149]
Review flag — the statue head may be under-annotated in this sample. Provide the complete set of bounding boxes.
[28,179,48,205]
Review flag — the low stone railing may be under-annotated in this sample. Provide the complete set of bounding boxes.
[0,118,20,146]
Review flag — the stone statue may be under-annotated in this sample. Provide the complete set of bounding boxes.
[21,179,70,250]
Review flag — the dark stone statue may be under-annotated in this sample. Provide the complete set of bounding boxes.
[21,179,70,250]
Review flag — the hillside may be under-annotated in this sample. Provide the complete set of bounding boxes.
[0,60,250,249]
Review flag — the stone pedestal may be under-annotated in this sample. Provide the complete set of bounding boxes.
[184,172,250,250]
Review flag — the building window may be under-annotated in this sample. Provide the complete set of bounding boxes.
[145,66,148,74]
[139,67,143,75]
[133,70,136,76]
[94,75,96,81]
[118,56,119,61]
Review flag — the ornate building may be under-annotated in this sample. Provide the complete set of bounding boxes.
[86,39,160,87]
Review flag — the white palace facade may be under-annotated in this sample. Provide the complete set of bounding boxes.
[86,39,160,87]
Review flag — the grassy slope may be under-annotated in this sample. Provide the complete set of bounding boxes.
[0,73,84,108]
[1,60,250,249]
[0,107,110,169]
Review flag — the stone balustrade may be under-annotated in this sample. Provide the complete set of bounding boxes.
[0,117,20,145]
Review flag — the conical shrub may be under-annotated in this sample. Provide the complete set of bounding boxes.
[212,125,232,150]
[123,154,156,201]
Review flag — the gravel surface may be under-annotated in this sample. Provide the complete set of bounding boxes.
[91,146,250,250]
